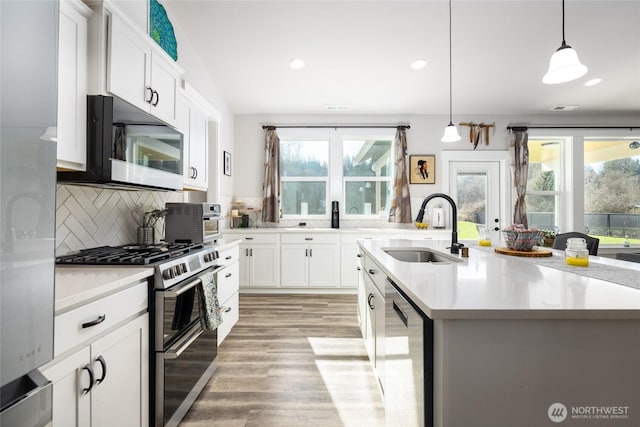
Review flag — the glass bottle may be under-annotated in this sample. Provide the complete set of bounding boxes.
[565,238,589,267]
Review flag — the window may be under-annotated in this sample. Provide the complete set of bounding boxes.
[278,130,394,219]
[526,138,564,230]
[526,131,640,247]
[280,139,329,216]
[343,139,392,216]
[583,138,640,243]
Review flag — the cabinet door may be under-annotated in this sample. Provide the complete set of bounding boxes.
[357,262,366,337]
[373,282,385,391]
[107,15,151,113]
[238,244,251,288]
[250,244,280,287]
[57,0,89,171]
[280,244,308,287]
[307,244,337,287]
[363,273,376,366]
[176,95,191,183]
[42,346,91,427]
[186,103,208,189]
[90,314,149,427]
[150,53,178,126]
[340,244,359,288]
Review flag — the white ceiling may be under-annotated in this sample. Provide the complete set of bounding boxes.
[164,0,640,116]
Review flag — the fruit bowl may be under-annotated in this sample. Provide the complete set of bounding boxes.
[502,229,543,251]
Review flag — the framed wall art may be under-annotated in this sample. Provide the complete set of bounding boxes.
[409,155,435,184]
[224,151,231,176]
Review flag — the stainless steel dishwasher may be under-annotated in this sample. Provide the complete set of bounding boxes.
[385,278,433,427]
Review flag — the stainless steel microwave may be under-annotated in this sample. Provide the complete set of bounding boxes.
[165,203,222,244]
[57,95,184,191]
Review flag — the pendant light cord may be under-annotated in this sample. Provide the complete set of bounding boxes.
[561,0,566,45]
[448,0,453,125]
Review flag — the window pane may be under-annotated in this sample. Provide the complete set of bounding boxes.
[281,140,328,177]
[343,139,392,177]
[456,172,486,238]
[584,138,640,241]
[526,194,557,228]
[345,180,390,215]
[527,140,561,192]
[281,181,327,215]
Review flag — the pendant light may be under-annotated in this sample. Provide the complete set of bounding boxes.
[441,0,461,142]
[543,0,588,84]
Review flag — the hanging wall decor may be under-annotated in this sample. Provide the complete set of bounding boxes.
[150,0,178,61]
[409,155,436,184]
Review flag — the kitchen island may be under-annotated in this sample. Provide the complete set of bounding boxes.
[358,238,640,427]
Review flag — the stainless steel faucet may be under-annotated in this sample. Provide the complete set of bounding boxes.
[416,193,464,254]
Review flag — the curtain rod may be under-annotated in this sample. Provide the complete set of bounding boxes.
[262,124,410,130]
[507,125,639,131]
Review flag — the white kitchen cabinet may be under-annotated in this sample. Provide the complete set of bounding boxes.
[236,234,280,289]
[107,12,181,126]
[362,253,385,392]
[177,92,209,190]
[340,234,375,289]
[43,281,149,427]
[280,234,339,288]
[57,0,92,171]
[216,245,240,345]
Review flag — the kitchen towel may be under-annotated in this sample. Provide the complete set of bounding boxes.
[196,270,224,331]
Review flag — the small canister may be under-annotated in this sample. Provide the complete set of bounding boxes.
[565,238,589,266]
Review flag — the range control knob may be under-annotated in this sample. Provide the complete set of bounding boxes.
[162,268,174,280]
[180,263,187,274]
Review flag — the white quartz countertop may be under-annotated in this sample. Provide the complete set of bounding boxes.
[223,227,451,237]
[55,266,154,314]
[358,238,640,320]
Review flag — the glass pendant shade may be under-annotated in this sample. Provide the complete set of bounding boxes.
[441,122,461,142]
[543,44,588,84]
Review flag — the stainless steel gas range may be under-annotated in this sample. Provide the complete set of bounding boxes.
[56,242,223,426]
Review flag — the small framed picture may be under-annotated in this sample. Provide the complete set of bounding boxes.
[409,155,435,184]
[223,151,231,176]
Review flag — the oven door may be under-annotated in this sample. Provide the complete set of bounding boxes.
[202,216,220,243]
[155,323,217,427]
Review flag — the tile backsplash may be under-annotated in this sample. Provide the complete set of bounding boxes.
[55,184,184,255]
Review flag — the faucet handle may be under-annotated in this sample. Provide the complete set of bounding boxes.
[446,242,465,254]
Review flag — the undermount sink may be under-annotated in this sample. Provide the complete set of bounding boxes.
[383,247,463,264]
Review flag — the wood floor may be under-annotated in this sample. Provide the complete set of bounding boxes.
[180,294,385,426]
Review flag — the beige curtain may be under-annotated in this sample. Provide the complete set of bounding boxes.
[262,128,280,223]
[509,128,529,227]
[388,127,412,223]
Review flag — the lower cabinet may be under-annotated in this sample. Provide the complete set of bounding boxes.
[217,244,240,345]
[361,253,386,393]
[43,313,149,427]
[280,234,339,288]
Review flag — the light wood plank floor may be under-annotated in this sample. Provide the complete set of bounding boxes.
[180,294,385,426]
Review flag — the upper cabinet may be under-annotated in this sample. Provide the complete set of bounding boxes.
[177,93,209,190]
[57,0,93,171]
[107,12,181,126]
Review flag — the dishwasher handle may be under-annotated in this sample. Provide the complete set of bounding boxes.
[393,300,408,328]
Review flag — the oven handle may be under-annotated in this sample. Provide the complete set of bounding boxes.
[163,324,204,359]
[165,265,225,297]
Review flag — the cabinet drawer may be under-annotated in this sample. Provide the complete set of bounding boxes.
[217,261,239,304]
[235,233,280,244]
[218,291,239,346]
[281,233,338,245]
[363,255,386,293]
[54,282,147,357]
[217,245,239,267]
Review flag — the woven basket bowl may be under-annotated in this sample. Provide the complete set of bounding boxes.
[503,230,543,251]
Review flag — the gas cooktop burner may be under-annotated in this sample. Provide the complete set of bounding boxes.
[55,242,204,265]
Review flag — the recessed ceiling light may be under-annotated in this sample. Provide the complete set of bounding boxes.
[289,58,305,70]
[550,105,580,111]
[410,59,427,70]
[584,78,602,87]
[324,104,349,111]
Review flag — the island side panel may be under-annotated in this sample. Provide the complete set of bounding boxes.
[434,319,640,427]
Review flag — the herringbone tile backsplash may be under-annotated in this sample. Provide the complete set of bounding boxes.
[55,184,184,255]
